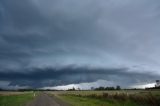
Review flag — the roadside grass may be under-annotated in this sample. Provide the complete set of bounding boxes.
[57,90,160,106]
[0,92,35,106]
[53,90,160,96]
[59,95,137,106]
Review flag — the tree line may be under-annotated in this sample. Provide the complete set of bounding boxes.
[94,85,121,90]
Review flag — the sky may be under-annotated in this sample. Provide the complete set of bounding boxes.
[0,0,160,89]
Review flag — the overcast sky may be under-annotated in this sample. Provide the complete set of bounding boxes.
[0,0,160,89]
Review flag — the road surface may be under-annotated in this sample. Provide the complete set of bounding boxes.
[26,92,70,106]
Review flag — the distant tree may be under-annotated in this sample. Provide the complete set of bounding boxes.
[77,87,81,91]
[99,87,105,90]
[67,87,76,91]
[95,86,116,90]
[116,85,121,90]
[72,87,75,91]
[91,87,94,90]
[105,87,115,90]
[95,87,105,90]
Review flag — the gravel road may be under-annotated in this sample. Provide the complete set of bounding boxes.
[26,92,70,106]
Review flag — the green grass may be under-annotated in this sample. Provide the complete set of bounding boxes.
[58,95,137,106]
[54,90,160,96]
[56,90,160,106]
[0,92,34,106]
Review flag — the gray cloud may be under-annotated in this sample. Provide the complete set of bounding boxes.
[0,66,158,88]
[0,0,160,88]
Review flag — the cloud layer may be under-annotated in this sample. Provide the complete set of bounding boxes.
[0,0,160,89]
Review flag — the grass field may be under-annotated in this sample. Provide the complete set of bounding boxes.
[0,92,35,106]
[55,90,160,106]
[59,94,138,106]
[0,90,160,106]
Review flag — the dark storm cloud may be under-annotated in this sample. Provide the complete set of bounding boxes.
[0,0,45,29]
[0,0,103,72]
[0,67,125,80]
[0,66,158,88]
[0,0,160,88]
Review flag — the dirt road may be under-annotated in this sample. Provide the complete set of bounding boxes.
[27,92,70,106]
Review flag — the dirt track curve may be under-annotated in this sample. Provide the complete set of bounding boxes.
[26,92,70,106]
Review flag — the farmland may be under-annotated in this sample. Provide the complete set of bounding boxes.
[0,90,160,106]
[0,91,35,106]
[53,90,160,106]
